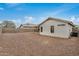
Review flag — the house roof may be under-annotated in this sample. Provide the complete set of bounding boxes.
[39,17,75,27]
[18,23,38,29]
[22,23,38,26]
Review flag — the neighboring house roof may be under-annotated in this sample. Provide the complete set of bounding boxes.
[39,17,75,27]
[18,23,38,29]
[22,23,38,27]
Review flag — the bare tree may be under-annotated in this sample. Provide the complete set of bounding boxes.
[2,20,16,29]
[1,21,16,33]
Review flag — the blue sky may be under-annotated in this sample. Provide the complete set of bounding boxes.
[0,3,79,26]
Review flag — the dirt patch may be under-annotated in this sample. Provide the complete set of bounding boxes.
[0,32,79,56]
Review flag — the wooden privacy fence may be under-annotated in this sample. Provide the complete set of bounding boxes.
[17,28,39,33]
[2,28,17,33]
[2,28,39,33]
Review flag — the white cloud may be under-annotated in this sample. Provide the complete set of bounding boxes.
[11,19,22,27]
[75,18,79,25]
[70,16,79,25]
[0,21,2,24]
[24,16,34,24]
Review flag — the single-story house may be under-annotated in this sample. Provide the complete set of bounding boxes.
[38,17,74,38]
[18,23,38,32]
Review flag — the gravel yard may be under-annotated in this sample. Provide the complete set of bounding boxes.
[0,32,79,56]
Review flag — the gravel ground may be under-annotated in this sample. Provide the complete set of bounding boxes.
[0,32,79,56]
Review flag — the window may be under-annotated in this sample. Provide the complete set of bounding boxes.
[57,24,65,26]
[50,26,54,33]
[40,27,43,32]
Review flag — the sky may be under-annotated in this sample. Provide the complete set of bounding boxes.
[0,3,79,26]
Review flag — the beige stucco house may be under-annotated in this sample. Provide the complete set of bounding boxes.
[39,17,74,38]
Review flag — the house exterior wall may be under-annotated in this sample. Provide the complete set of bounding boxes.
[39,20,73,38]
